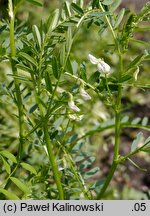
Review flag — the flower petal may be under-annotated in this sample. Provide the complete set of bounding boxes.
[97,61,110,74]
[80,88,91,100]
[76,115,84,121]
[88,54,99,64]
[68,101,80,112]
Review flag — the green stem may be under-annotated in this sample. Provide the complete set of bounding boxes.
[64,72,103,97]
[97,77,122,200]
[43,124,64,199]
[4,0,25,190]
[97,161,117,199]
[114,87,122,154]
[65,151,92,200]
[9,1,25,164]
[99,2,120,54]
[31,27,64,199]
[96,2,123,199]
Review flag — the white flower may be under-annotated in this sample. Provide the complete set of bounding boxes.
[80,88,91,100]
[134,67,139,81]
[76,115,84,121]
[68,114,84,121]
[88,54,110,74]
[68,114,77,120]
[68,100,80,112]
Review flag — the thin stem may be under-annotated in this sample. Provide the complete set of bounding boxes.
[43,124,64,199]
[65,150,92,200]
[99,2,121,55]
[43,27,76,197]
[114,86,122,161]
[105,74,114,105]
[97,78,122,200]
[4,0,25,189]
[97,161,117,199]
[65,72,103,97]
[57,139,92,200]
[30,26,64,199]
[96,2,123,199]
[9,1,25,164]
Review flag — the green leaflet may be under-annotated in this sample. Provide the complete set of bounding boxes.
[114,8,125,29]
[0,150,17,163]
[10,177,30,194]
[17,63,34,74]
[127,54,147,71]
[84,167,100,179]
[110,0,122,11]
[90,180,104,190]
[131,132,143,152]
[45,71,53,93]
[47,9,60,33]
[66,27,72,53]
[142,117,149,126]
[18,52,37,67]
[71,3,84,15]
[52,56,59,79]
[102,0,114,6]
[64,1,71,17]
[20,162,37,175]
[26,0,42,7]
[29,104,38,113]
[131,117,141,125]
[32,25,41,49]
[1,156,11,174]
[0,188,20,200]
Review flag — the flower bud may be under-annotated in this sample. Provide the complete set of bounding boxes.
[79,80,91,100]
[68,100,80,112]
[134,67,140,81]
[68,93,80,112]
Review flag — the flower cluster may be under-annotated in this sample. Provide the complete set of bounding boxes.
[67,81,91,121]
[67,53,111,119]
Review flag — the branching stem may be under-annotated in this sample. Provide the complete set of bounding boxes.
[97,2,123,199]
